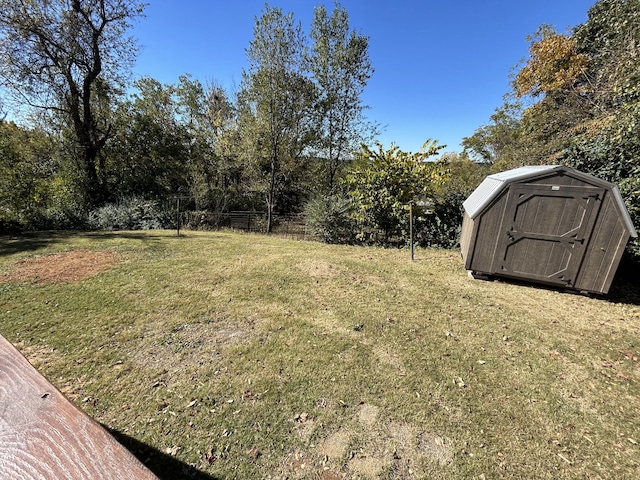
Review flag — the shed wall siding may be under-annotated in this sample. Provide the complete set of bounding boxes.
[575,193,629,293]
[460,213,475,268]
[469,193,508,274]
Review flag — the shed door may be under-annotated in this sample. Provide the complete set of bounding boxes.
[492,184,604,287]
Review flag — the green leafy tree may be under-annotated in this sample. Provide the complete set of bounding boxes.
[462,101,523,168]
[176,75,239,212]
[423,152,490,248]
[237,5,317,231]
[0,121,57,228]
[308,2,375,193]
[0,0,145,207]
[345,140,444,243]
[107,78,190,198]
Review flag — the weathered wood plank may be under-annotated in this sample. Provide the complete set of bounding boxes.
[0,335,157,479]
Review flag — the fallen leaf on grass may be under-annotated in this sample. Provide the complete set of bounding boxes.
[454,377,466,387]
[166,446,181,456]
[204,448,217,465]
[601,371,613,380]
[246,447,261,458]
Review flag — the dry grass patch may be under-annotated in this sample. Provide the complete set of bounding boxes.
[2,249,119,284]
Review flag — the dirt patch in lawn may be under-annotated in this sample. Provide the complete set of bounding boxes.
[279,402,453,479]
[128,320,255,376]
[2,249,120,284]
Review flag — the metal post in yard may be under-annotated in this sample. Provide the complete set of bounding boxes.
[176,197,181,236]
[410,202,415,261]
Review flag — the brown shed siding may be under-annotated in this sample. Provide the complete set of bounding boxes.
[463,193,507,274]
[460,166,636,294]
[575,193,629,293]
[460,212,474,267]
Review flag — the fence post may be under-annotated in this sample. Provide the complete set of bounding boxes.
[176,197,181,236]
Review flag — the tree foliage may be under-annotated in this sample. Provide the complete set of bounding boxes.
[309,2,375,192]
[0,121,56,227]
[514,28,590,98]
[176,75,239,212]
[462,102,523,167]
[0,0,145,207]
[0,2,415,244]
[237,5,317,232]
[345,140,444,243]
[107,77,190,199]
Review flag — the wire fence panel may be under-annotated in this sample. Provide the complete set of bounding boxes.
[181,210,311,240]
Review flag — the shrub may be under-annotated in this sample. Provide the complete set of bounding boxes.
[89,197,174,231]
[304,194,357,244]
[416,191,467,249]
[37,204,89,231]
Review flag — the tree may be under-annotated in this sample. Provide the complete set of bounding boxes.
[345,140,444,243]
[237,5,317,231]
[423,152,489,248]
[462,101,523,168]
[176,75,239,213]
[107,77,190,198]
[309,2,375,193]
[0,0,146,207]
[513,28,590,98]
[0,120,57,227]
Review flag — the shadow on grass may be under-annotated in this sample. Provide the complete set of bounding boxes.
[491,273,640,305]
[606,260,640,305]
[0,230,185,257]
[468,254,640,305]
[105,426,221,480]
[0,231,73,256]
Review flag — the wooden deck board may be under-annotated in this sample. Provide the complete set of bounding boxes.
[0,335,157,479]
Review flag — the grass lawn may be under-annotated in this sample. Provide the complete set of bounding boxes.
[1,230,639,479]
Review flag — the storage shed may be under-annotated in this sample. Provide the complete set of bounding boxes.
[460,165,637,294]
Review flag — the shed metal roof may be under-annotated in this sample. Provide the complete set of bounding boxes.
[463,165,637,237]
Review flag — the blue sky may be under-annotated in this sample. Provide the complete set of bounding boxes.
[132,0,596,154]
